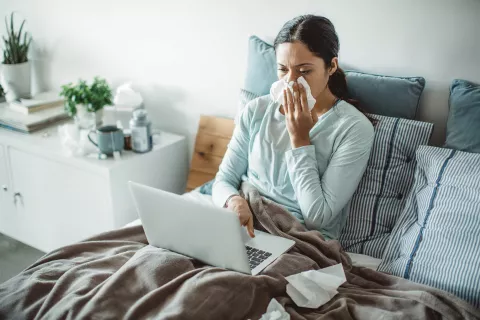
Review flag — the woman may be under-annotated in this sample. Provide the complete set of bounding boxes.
[212,15,374,240]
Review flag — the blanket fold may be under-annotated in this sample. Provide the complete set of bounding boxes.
[0,182,478,319]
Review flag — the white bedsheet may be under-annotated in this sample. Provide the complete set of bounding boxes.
[124,191,382,270]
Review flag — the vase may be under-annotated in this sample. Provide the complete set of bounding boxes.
[0,61,31,102]
[74,105,104,130]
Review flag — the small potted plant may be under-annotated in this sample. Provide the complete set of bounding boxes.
[60,77,113,129]
[1,12,32,102]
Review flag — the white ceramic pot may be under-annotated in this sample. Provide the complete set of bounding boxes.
[0,61,31,102]
[75,105,104,130]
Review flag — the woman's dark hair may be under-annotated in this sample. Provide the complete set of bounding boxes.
[273,15,361,111]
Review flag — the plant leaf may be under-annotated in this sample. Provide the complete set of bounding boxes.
[16,19,25,42]
[2,12,30,63]
[9,13,15,44]
[5,15,11,41]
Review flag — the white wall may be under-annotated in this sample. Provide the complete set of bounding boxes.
[1,0,479,150]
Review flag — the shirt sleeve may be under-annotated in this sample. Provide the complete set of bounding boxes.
[212,105,252,207]
[285,120,374,232]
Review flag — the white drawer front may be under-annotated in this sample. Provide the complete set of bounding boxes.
[0,144,16,232]
[8,148,113,252]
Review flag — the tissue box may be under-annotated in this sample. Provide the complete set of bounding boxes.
[103,105,135,129]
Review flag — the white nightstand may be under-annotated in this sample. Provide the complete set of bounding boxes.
[0,125,188,252]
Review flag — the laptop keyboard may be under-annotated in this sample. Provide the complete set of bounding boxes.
[246,246,272,270]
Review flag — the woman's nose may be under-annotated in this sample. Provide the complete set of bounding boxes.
[286,72,298,83]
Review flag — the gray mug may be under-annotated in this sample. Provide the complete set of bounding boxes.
[88,125,124,155]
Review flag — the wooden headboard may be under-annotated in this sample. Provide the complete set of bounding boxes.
[186,115,235,192]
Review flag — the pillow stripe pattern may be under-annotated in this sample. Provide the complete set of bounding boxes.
[339,114,433,258]
[341,117,399,253]
[379,146,480,308]
[402,149,456,279]
[368,118,399,238]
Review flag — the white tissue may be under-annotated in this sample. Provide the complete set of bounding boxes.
[285,263,346,309]
[113,82,143,109]
[259,299,290,320]
[269,76,316,111]
[58,123,96,157]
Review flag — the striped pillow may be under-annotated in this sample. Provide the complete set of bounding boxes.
[339,114,433,258]
[378,146,480,308]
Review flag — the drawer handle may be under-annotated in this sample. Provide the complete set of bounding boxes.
[13,192,23,205]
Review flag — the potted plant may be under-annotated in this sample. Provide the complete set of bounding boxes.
[60,77,113,129]
[1,12,32,102]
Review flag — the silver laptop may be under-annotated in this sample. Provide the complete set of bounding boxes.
[129,181,295,275]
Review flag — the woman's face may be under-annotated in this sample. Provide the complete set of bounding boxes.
[276,41,337,99]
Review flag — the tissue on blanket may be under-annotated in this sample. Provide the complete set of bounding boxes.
[259,299,290,320]
[269,76,316,110]
[286,263,346,309]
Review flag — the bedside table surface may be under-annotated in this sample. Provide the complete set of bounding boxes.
[0,124,185,175]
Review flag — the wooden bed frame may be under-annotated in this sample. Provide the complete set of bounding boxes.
[186,115,235,192]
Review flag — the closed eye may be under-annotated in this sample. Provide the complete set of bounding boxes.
[300,70,312,75]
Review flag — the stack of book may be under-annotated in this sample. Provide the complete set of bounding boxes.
[0,91,69,134]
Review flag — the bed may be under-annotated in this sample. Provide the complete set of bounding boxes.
[0,115,478,320]
[126,115,382,269]
[124,193,383,271]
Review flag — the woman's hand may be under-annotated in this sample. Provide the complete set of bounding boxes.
[227,195,255,238]
[283,82,319,148]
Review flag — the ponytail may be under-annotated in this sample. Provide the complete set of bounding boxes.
[328,67,376,124]
[328,67,348,101]
[328,67,358,107]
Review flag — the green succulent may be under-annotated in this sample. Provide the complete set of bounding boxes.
[2,12,31,64]
[60,77,113,117]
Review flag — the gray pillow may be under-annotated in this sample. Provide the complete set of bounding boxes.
[339,114,433,259]
[378,146,480,308]
[241,36,426,119]
[243,36,277,96]
[345,71,426,119]
[445,79,480,153]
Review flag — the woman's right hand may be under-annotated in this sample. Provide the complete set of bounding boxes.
[227,196,255,238]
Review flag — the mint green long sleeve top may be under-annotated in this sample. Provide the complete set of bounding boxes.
[212,96,374,240]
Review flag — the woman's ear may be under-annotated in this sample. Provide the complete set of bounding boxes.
[329,57,339,75]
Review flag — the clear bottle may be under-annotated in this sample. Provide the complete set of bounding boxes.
[129,109,152,153]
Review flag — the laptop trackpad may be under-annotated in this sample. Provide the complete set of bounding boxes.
[241,227,294,256]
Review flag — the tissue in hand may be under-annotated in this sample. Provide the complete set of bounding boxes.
[269,76,316,111]
[285,263,346,309]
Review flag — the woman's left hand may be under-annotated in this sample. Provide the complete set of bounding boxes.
[283,82,319,148]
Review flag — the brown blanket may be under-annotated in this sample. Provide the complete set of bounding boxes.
[0,182,479,319]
